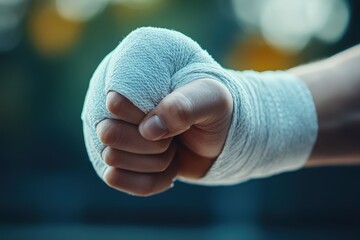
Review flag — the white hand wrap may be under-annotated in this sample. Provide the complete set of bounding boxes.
[81,27,318,185]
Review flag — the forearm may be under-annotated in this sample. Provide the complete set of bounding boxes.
[289,45,360,167]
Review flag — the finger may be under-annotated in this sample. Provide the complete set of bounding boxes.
[106,91,145,125]
[175,144,214,180]
[103,159,178,197]
[102,143,176,173]
[139,78,233,140]
[97,119,171,154]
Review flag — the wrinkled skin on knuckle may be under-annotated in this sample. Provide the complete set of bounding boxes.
[161,93,194,131]
[103,168,120,189]
[107,92,127,114]
[103,148,116,166]
[97,121,117,146]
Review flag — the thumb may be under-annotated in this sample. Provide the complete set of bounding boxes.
[139,78,233,141]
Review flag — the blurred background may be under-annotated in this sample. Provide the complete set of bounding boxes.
[0,0,360,239]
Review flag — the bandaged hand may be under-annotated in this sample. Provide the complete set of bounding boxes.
[81,27,318,196]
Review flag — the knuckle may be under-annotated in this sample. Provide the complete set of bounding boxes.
[162,93,193,129]
[136,176,156,197]
[107,92,127,114]
[97,120,115,145]
[97,121,122,147]
[103,148,116,166]
[103,169,119,189]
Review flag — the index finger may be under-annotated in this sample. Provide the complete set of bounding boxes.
[106,91,145,125]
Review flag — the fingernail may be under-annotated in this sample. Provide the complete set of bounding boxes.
[140,115,168,139]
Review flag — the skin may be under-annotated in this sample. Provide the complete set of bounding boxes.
[96,44,360,196]
[290,44,360,167]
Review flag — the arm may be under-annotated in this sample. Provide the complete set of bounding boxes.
[289,45,360,167]
[83,27,359,196]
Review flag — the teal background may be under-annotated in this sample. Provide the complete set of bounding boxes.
[0,0,360,239]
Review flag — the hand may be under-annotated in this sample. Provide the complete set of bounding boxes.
[96,78,233,196]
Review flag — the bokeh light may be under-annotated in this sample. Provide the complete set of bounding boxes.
[110,0,163,9]
[55,0,163,22]
[27,4,83,56]
[308,0,350,43]
[260,0,313,52]
[226,35,298,71]
[0,0,26,51]
[231,0,263,32]
[231,0,350,52]
[55,0,108,22]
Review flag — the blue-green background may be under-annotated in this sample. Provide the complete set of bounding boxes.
[1,0,360,239]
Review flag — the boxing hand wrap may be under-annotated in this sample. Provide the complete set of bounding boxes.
[81,27,318,185]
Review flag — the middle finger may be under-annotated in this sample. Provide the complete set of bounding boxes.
[97,119,172,154]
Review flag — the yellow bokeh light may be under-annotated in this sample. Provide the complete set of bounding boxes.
[27,4,83,56]
[226,35,299,71]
